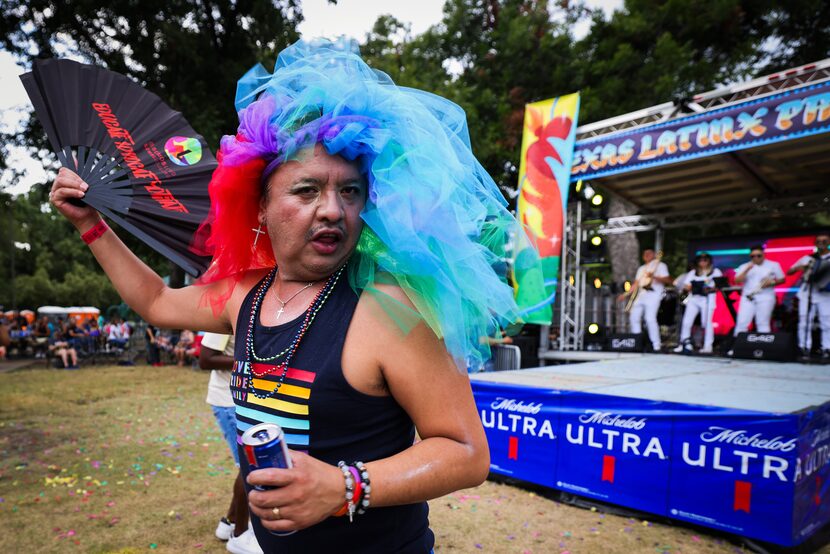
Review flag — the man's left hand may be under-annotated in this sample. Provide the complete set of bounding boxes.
[247,450,346,533]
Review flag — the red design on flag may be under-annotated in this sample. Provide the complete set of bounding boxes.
[815,476,823,506]
[244,444,257,467]
[734,480,752,513]
[508,436,519,460]
[601,455,616,483]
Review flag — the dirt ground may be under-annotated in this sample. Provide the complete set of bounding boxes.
[0,364,826,553]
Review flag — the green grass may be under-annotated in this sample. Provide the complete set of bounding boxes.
[0,365,823,553]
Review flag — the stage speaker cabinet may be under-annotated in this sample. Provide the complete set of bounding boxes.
[606,333,644,353]
[732,332,795,362]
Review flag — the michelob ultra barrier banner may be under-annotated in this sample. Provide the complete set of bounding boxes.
[571,80,830,182]
[472,381,830,546]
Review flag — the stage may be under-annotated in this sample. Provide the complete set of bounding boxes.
[470,355,830,547]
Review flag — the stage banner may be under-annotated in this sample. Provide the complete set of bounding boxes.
[668,407,799,545]
[472,381,562,488]
[793,403,830,544]
[555,393,673,516]
[572,80,830,182]
[515,92,580,323]
[471,376,824,546]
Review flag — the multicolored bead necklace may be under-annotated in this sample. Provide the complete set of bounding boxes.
[245,265,345,400]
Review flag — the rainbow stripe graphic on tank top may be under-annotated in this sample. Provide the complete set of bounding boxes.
[230,360,316,449]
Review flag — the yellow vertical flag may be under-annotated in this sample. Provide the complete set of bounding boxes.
[515,93,580,323]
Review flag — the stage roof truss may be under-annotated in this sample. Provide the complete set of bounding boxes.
[577,59,830,141]
[571,59,830,217]
[597,192,830,235]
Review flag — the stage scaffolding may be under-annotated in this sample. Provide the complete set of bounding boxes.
[543,58,830,356]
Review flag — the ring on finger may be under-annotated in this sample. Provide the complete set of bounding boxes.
[272,506,281,519]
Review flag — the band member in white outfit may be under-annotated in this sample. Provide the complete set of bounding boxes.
[733,245,785,335]
[788,233,830,360]
[619,249,671,352]
[674,253,722,354]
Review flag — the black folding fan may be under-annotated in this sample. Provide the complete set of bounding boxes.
[20,58,216,277]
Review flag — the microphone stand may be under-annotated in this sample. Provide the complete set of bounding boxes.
[803,253,819,360]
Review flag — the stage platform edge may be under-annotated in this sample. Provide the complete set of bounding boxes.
[470,355,830,547]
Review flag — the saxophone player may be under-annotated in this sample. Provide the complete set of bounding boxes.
[733,245,785,335]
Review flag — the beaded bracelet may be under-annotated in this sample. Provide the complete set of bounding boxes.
[353,461,371,514]
[336,461,357,522]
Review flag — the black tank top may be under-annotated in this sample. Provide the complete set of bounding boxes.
[232,266,434,553]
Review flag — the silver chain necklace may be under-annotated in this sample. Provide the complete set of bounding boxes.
[272,280,316,321]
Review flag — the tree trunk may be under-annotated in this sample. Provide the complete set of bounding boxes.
[606,195,640,286]
[169,263,185,289]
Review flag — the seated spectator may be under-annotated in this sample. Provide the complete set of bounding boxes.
[49,331,79,369]
[67,316,91,353]
[174,329,195,366]
[88,318,103,351]
[107,316,130,350]
[155,329,174,352]
[8,318,34,357]
[33,316,53,358]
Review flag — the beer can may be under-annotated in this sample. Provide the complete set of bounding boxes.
[241,422,295,536]
[241,422,293,488]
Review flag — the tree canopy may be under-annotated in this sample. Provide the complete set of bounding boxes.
[1,0,828,309]
[0,0,304,308]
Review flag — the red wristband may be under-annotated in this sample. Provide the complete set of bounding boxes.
[81,220,109,245]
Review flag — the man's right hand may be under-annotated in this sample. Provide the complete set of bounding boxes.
[50,167,101,231]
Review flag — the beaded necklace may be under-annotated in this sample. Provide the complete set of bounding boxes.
[245,265,344,400]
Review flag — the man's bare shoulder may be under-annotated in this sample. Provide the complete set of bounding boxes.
[216,268,273,331]
[363,280,417,310]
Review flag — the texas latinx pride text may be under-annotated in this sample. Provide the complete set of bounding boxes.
[571,80,830,181]
[92,102,189,213]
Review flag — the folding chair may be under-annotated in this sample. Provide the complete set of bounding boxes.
[492,344,521,371]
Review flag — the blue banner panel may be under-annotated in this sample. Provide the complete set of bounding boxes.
[571,80,830,182]
[471,378,829,546]
[668,408,798,545]
[555,393,672,515]
[472,381,561,488]
[794,403,830,544]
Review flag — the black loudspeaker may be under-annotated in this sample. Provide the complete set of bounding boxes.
[732,332,795,362]
[606,333,644,352]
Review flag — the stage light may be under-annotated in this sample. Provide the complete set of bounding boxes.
[593,278,602,289]
[584,322,606,351]
[581,231,607,267]
[582,186,608,224]
[583,184,595,200]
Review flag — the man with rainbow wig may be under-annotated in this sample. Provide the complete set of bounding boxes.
[49,38,546,553]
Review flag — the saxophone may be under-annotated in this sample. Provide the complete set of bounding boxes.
[746,272,776,301]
